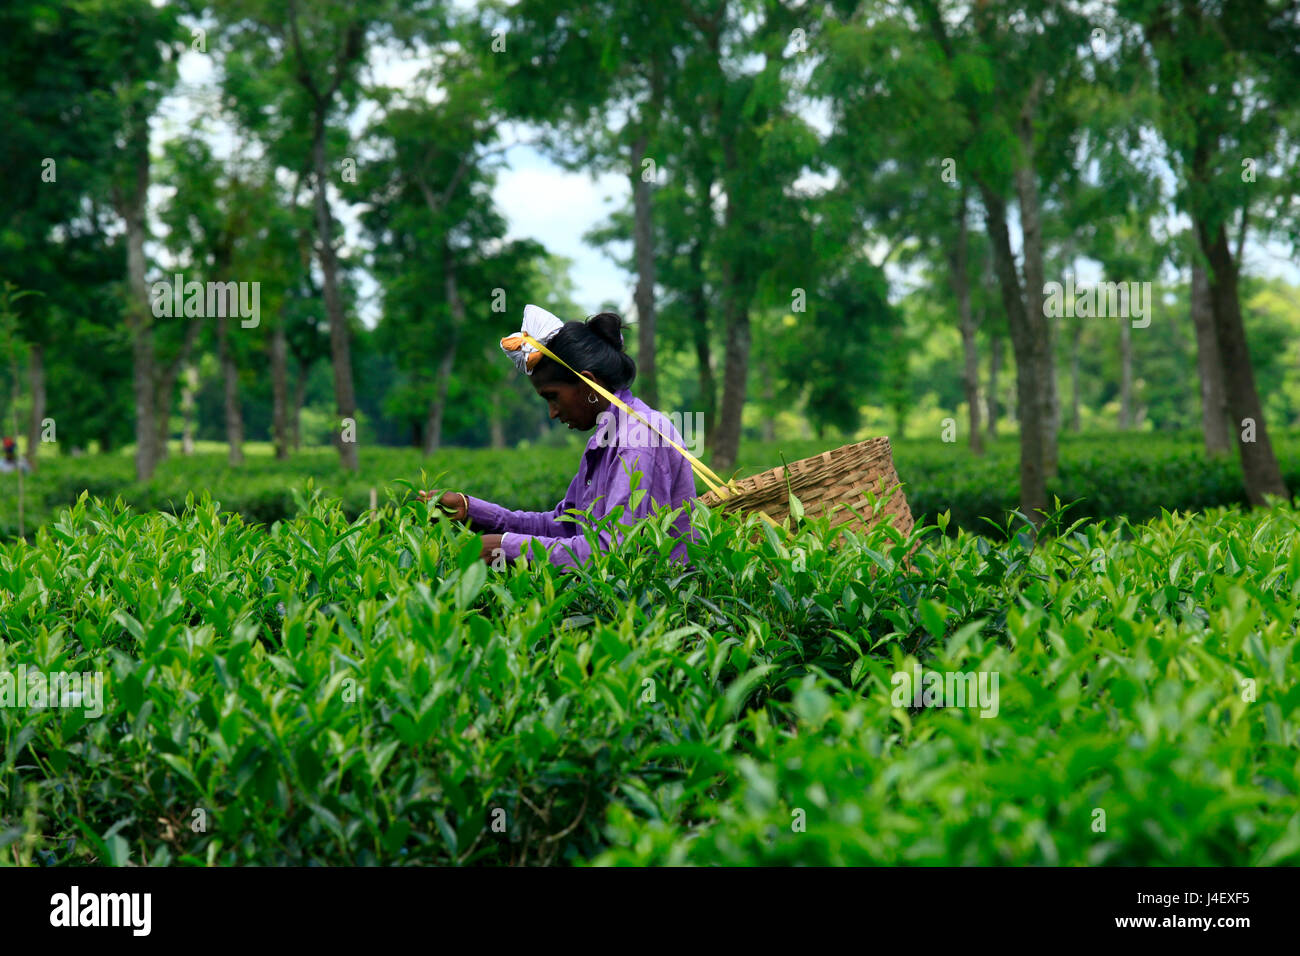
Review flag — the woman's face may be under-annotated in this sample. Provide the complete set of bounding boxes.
[531,370,607,431]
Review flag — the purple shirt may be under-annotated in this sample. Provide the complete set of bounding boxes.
[465,388,697,568]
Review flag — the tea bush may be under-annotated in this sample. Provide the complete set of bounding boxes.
[3,428,1298,539]
[1,483,1297,865]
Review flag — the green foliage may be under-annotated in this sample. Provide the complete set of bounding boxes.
[769,259,898,437]
[2,474,1297,865]
[5,429,1300,541]
[895,430,1300,536]
[3,0,1300,866]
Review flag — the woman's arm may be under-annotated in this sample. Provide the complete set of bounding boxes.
[419,488,575,537]
[497,450,669,568]
[464,494,575,538]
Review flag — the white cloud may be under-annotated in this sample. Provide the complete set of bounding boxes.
[493,150,634,313]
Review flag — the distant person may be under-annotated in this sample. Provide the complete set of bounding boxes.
[419,305,697,569]
[1,436,29,474]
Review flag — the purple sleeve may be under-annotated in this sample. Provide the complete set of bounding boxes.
[464,495,573,538]
[499,448,667,569]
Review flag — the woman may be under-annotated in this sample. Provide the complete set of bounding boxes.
[422,305,697,569]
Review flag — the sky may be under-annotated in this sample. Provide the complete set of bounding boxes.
[488,145,633,311]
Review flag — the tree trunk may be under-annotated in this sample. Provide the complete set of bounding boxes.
[7,365,22,536]
[1013,76,1056,479]
[25,343,45,473]
[959,312,983,455]
[1198,219,1289,504]
[694,322,716,445]
[1045,313,1059,460]
[291,360,306,452]
[949,186,983,456]
[980,184,1049,524]
[312,110,359,471]
[218,312,244,466]
[154,317,202,463]
[1069,322,1081,432]
[270,320,290,460]
[424,250,465,456]
[1191,261,1230,457]
[424,341,457,455]
[630,131,658,408]
[156,420,171,463]
[156,368,171,463]
[121,124,158,483]
[987,332,1000,440]
[1118,312,1133,430]
[760,367,775,442]
[489,387,505,449]
[712,129,752,473]
[713,278,751,473]
[688,189,716,445]
[180,362,197,455]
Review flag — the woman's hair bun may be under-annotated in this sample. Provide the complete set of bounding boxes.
[536,311,636,389]
[586,312,625,351]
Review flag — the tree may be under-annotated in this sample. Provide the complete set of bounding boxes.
[0,0,137,465]
[586,108,724,435]
[1127,0,1297,504]
[493,0,689,409]
[678,1,821,472]
[1191,256,1231,455]
[949,185,985,454]
[247,174,317,460]
[1050,31,1171,438]
[0,283,39,533]
[362,44,546,454]
[555,1,820,469]
[816,6,995,455]
[157,132,270,465]
[770,254,898,439]
[215,0,437,470]
[906,0,1055,520]
[75,0,184,480]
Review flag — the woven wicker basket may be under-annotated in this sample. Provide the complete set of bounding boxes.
[698,436,914,540]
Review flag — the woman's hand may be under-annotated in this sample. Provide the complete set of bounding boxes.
[480,533,505,566]
[418,489,468,521]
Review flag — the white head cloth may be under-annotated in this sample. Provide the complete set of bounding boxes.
[500,304,566,375]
